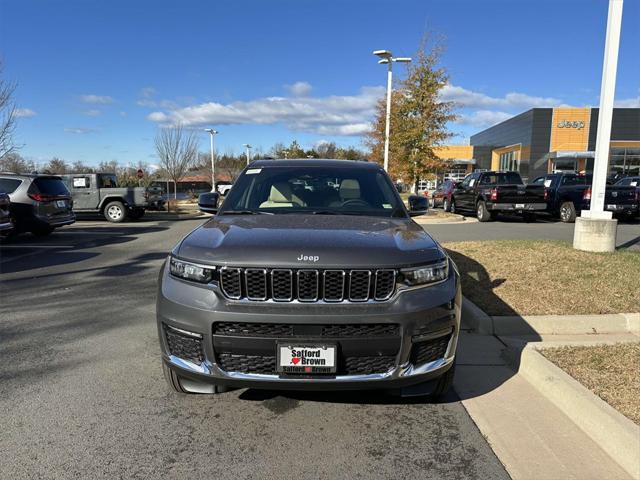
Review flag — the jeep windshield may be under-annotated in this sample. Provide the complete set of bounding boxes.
[219,165,405,217]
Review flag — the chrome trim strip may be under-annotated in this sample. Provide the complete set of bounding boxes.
[219,266,242,300]
[296,269,319,302]
[373,269,396,301]
[348,269,371,302]
[245,268,268,301]
[323,269,346,302]
[270,269,293,302]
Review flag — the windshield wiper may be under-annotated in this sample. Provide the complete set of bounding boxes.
[219,210,272,215]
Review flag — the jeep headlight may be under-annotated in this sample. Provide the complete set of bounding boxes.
[169,256,215,283]
[399,259,449,287]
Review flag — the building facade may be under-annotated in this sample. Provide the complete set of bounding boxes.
[436,108,640,181]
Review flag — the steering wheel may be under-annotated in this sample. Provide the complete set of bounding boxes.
[341,199,370,208]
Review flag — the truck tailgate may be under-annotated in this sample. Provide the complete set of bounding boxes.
[604,186,636,206]
[494,185,546,204]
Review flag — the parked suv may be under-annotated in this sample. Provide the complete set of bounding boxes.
[60,173,164,222]
[429,180,457,211]
[157,159,460,397]
[0,173,75,236]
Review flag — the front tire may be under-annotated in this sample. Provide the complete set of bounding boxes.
[449,198,456,214]
[559,201,576,223]
[476,200,492,222]
[430,363,456,400]
[104,201,127,223]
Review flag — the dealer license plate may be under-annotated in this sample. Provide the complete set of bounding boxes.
[606,204,617,210]
[277,344,337,374]
[515,203,525,209]
[56,200,67,208]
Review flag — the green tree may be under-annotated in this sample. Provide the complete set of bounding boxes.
[367,37,457,188]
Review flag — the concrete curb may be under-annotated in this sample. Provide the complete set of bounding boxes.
[414,214,476,225]
[462,296,639,335]
[518,344,640,479]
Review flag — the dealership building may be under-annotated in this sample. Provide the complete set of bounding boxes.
[436,107,640,181]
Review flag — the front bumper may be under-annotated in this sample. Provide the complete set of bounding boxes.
[156,259,461,392]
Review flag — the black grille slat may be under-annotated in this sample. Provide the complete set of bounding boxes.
[219,268,395,302]
[164,326,204,364]
[323,270,345,301]
[411,334,451,366]
[297,270,319,301]
[349,270,371,301]
[214,322,399,337]
[220,268,242,299]
[374,270,396,300]
[272,269,293,301]
[343,356,396,375]
[245,268,267,300]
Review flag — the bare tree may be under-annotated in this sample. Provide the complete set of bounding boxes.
[45,157,68,174]
[0,61,18,158]
[0,152,35,173]
[154,124,198,199]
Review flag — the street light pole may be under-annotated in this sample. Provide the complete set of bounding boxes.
[204,128,218,192]
[373,50,411,172]
[573,0,623,252]
[243,144,253,165]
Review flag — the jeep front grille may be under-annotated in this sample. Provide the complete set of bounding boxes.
[219,267,396,302]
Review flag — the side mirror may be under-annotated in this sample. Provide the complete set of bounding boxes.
[198,192,220,214]
[407,195,429,217]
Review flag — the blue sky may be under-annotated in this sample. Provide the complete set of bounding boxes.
[1,0,639,167]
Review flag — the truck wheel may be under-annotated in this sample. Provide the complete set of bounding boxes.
[559,201,576,223]
[476,200,492,222]
[430,363,456,400]
[104,201,127,223]
[449,198,456,214]
[443,198,450,212]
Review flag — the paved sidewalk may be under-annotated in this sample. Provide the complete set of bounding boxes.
[454,332,634,480]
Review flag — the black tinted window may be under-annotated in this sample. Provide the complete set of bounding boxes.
[33,178,70,195]
[0,178,22,194]
[480,172,523,185]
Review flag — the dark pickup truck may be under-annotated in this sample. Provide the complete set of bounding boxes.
[61,173,165,223]
[450,171,546,222]
[531,173,638,222]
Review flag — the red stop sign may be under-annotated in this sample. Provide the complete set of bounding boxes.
[136,169,144,179]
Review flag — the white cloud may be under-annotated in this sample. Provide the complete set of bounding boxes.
[286,81,312,97]
[146,86,385,136]
[457,110,513,128]
[79,94,114,104]
[140,87,156,98]
[82,109,102,117]
[64,127,96,134]
[15,108,37,118]
[441,84,561,109]
[615,96,640,108]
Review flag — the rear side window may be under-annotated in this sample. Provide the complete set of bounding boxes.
[480,173,523,185]
[32,178,70,195]
[0,178,22,194]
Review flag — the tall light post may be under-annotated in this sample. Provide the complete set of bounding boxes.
[573,0,623,252]
[373,50,411,172]
[243,143,253,165]
[204,128,218,192]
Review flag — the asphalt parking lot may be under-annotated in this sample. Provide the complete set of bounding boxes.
[0,217,509,480]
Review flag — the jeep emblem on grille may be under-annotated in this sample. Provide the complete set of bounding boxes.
[297,254,320,262]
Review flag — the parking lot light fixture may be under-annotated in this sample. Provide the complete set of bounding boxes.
[373,50,411,173]
[204,128,218,192]
[243,144,253,165]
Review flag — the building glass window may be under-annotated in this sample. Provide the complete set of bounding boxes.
[499,151,519,171]
[609,147,640,177]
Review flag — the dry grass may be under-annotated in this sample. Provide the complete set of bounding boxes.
[445,240,640,316]
[542,343,640,425]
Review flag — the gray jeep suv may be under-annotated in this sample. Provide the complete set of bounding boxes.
[157,160,461,397]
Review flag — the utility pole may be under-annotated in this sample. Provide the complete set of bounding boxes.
[573,0,623,252]
[204,128,218,192]
[373,50,411,172]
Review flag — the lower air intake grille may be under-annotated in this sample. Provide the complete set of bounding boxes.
[410,334,451,366]
[213,322,399,338]
[164,325,204,364]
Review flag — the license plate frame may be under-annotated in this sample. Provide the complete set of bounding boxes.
[55,200,67,208]
[276,343,337,374]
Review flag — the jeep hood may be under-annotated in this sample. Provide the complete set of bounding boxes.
[176,214,445,269]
